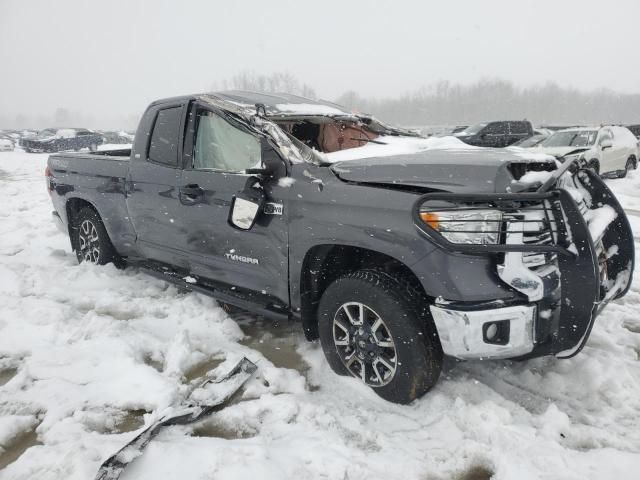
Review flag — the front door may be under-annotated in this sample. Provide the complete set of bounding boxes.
[176,105,290,306]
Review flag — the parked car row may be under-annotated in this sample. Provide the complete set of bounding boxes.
[21,128,104,153]
[0,128,136,154]
[446,120,639,178]
[517,126,639,178]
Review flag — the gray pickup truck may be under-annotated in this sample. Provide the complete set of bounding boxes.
[46,91,634,403]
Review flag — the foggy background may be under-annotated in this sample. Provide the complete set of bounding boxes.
[1,0,639,130]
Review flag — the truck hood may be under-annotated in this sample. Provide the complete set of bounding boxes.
[330,148,556,193]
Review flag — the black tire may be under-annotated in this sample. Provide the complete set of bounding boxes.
[587,159,600,175]
[317,269,442,404]
[72,207,122,267]
[617,158,634,178]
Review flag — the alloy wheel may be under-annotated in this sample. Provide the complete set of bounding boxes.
[78,219,100,264]
[332,302,397,387]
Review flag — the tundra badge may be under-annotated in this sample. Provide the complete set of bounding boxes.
[225,253,259,265]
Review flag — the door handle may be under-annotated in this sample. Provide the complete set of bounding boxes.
[179,184,204,203]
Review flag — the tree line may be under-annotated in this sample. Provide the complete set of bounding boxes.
[221,72,640,127]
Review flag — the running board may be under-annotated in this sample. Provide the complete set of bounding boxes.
[138,266,290,321]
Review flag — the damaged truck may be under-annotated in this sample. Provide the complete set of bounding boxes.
[46,91,634,404]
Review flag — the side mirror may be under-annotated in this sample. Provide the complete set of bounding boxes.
[600,139,613,150]
[229,177,265,230]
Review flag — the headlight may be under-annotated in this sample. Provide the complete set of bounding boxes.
[419,208,503,245]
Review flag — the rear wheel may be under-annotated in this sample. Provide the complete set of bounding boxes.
[318,270,442,404]
[72,207,122,266]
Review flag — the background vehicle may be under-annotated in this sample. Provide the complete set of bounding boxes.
[99,130,135,145]
[511,131,551,148]
[532,126,638,177]
[0,138,14,151]
[454,120,533,147]
[22,128,103,153]
[46,92,633,404]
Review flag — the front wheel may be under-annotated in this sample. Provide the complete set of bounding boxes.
[318,270,442,404]
[618,158,635,178]
[72,207,122,266]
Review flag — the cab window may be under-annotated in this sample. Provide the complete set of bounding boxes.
[193,110,261,172]
[148,106,183,166]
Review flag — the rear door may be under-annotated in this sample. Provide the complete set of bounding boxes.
[125,102,189,268]
[175,103,290,306]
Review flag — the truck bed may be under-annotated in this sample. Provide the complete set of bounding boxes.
[49,150,130,180]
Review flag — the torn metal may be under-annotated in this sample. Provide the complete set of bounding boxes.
[95,357,258,480]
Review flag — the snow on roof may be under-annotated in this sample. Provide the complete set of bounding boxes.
[272,103,348,116]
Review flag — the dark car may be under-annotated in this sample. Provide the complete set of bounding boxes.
[22,128,103,153]
[46,91,633,404]
[454,120,534,147]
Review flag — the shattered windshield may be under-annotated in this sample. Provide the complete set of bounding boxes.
[284,131,328,165]
[542,130,597,147]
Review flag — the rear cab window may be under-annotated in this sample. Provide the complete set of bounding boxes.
[148,106,183,166]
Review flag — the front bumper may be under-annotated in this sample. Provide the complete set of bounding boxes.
[431,304,536,359]
[414,167,634,360]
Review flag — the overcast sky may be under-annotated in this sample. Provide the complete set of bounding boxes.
[1,0,639,127]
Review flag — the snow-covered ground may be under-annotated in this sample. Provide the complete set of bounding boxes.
[0,150,639,480]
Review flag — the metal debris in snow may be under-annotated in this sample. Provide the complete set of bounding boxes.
[95,357,258,480]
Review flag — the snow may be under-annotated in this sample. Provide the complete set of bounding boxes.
[517,170,554,184]
[584,205,618,243]
[272,103,347,116]
[277,177,295,187]
[325,134,481,162]
[0,151,640,479]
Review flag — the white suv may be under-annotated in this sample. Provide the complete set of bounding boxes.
[532,126,639,177]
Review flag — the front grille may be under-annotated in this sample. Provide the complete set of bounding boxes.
[513,202,560,269]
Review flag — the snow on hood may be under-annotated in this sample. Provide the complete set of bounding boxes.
[325,135,481,162]
[325,135,557,164]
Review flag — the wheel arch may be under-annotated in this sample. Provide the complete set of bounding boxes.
[299,244,431,340]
